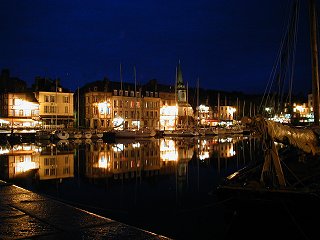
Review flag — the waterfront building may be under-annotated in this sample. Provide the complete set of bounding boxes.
[33,77,74,129]
[0,92,40,129]
[81,78,160,130]
[158,62,194,130]
[175,62,194,128]
[194,104,216,127]
[0,69,40,129]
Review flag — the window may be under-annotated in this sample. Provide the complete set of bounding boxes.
[130,91,134,97]
[114,90,118,96]
[125,91,128,96]
[50,96,55,102]
[146,91,149,97]
[150,92,153,97]
[119,90,123,96]
[44,106,49,113]
[50,106,55,113]
[63,96,69,103]
[65,106,68,113]
[114,100,117,108]
[45,95,49,102]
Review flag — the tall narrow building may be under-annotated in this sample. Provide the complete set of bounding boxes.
[176,61,187,104]
[175,61,194,128]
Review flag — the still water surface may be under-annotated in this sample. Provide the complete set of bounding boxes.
[0,135,272,239]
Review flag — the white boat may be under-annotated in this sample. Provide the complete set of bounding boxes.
[163,129,198,137]
[225,125,244,134]
[92,129,103,139]
[74,131,82,139]
[115,128,156,138]
[53,130,69,140]
[68,130,82,139]
[82,131,92,139]
[35,130,52,140]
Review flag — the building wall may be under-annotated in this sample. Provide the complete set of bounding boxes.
[35,91,74,127]
[84,88,160,130]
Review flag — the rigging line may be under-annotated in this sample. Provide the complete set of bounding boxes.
[259,5,291,113]
[282,0,300,106]
[287,0,301,104]
[277,1,299,113]
[260,0,298,113]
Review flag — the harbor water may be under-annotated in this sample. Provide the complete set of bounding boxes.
[0,135,315,240]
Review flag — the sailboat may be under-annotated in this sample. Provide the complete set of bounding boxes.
[217,0,320,205]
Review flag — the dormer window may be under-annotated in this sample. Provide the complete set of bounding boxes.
[94,86,98,91]
[125,91,128,96]
[150,92,153,97]
[146,91,149,97]
[114,90,118,95]
[119,90,123,96]
[155,92,158,97]
[130,91,134,97]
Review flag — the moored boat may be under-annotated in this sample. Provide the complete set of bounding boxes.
[52,130,69,140]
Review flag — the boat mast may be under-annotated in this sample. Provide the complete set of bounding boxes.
[197,77,199,127]
[309,0,320,126]
[77,86,80,129]
[134,65,138,130]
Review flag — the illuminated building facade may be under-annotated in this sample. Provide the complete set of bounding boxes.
[82,79,160,130]
[175,62,194,128]
[0,92,40,128]
[33,77,74,128]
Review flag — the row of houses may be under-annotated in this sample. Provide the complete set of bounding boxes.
[0,65,238,131]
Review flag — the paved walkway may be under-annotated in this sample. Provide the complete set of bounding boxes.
[0,180,171,239]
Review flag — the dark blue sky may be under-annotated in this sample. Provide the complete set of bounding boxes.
[0,0,314,94]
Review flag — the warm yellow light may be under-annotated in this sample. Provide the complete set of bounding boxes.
[199,152,210,160]
[13,99,38,111]
[15,157,38,173]
[295,105,305,112]
[98,102,108,114]
[198,105,209,112]
[98,156,108,168]
[160,105,178,116]
[113,116,124,129]
[160,139,178,161]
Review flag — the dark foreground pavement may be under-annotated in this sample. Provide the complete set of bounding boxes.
[0,180,172,240]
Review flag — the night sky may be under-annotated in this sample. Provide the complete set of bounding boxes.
[0,0,314,95]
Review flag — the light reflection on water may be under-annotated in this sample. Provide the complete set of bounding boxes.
[0,135,260,239]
